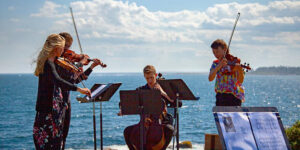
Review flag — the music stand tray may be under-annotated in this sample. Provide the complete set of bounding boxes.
[120,89,164,115]
[157,79,199,101]
[76,83,122,103]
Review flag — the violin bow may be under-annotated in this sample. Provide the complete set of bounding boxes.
[224,12,240,58]
[70,7,98,150]
[70,7,106,66]
[69,7,89,88]
[224,13,251,72]
[70,7,83,54]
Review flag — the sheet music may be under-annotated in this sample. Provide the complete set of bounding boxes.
[217,112,257,150]
[86,84,107,100]
[248,112,288,150]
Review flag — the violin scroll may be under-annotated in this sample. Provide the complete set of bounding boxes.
[157,72,165,80]
[241,63,251,72]
[89,58,107,68]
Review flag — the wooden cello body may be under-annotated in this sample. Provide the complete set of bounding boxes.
[124,101,174,150]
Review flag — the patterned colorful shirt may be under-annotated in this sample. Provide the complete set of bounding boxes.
[210,60,245,101]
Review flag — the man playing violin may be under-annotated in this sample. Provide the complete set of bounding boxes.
[208,39,245,106]
[58,32,104,149]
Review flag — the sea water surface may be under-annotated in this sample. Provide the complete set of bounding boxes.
[0,73,299,149]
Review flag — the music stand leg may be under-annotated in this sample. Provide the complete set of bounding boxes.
[93,100,97,150]
[176,93,179,150]
[100,102,103,150]
[172,106,176,150]
[140,113,144,150]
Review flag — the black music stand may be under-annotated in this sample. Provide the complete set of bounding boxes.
[120,89,164,150]
[157,79,199,150]
[77,83,122,150]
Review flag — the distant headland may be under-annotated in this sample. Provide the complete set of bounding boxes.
[250,66,300,75]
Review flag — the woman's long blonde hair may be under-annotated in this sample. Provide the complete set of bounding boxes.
[34,34,65,76]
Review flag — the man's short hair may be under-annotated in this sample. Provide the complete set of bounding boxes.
[59,32,73,42]
[143,65,156,75]
[211,39,228,50]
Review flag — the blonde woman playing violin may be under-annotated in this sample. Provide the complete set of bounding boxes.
[33,34,91,150]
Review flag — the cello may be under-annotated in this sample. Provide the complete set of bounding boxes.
[124,82,174,150]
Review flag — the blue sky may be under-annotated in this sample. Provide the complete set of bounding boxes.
[1,0,300,73]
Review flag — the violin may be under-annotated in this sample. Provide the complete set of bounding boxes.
[55,57,81,73]
[63,49,84,63]
[63,49,107,68]
[225,53,251,73]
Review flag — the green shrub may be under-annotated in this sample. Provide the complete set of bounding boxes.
[285,120,300,150]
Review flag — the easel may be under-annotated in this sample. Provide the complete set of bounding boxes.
[120,89,164,150]
[157,79,199,150]
[77,83,122,150]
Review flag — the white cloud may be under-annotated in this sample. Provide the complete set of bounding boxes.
[66,0,208,43]
[233,43,300,69]
[29,0,300,44]
[204,1,300,26]
[252,31,300,44]
[30,1,66,18]
[270,16,295,24]
[269,1,300,10]
[24,0,300,71]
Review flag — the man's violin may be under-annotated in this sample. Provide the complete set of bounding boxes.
[225,53,251,73]
[63,49,107,68]
[55,57,81,73]
[63,49,83,63]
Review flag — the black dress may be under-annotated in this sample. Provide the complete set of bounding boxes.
[33,60,77,150]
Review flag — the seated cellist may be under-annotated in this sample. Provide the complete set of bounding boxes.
[119,65,174,150]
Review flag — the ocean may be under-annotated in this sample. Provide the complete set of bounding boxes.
[0,73,299,149]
